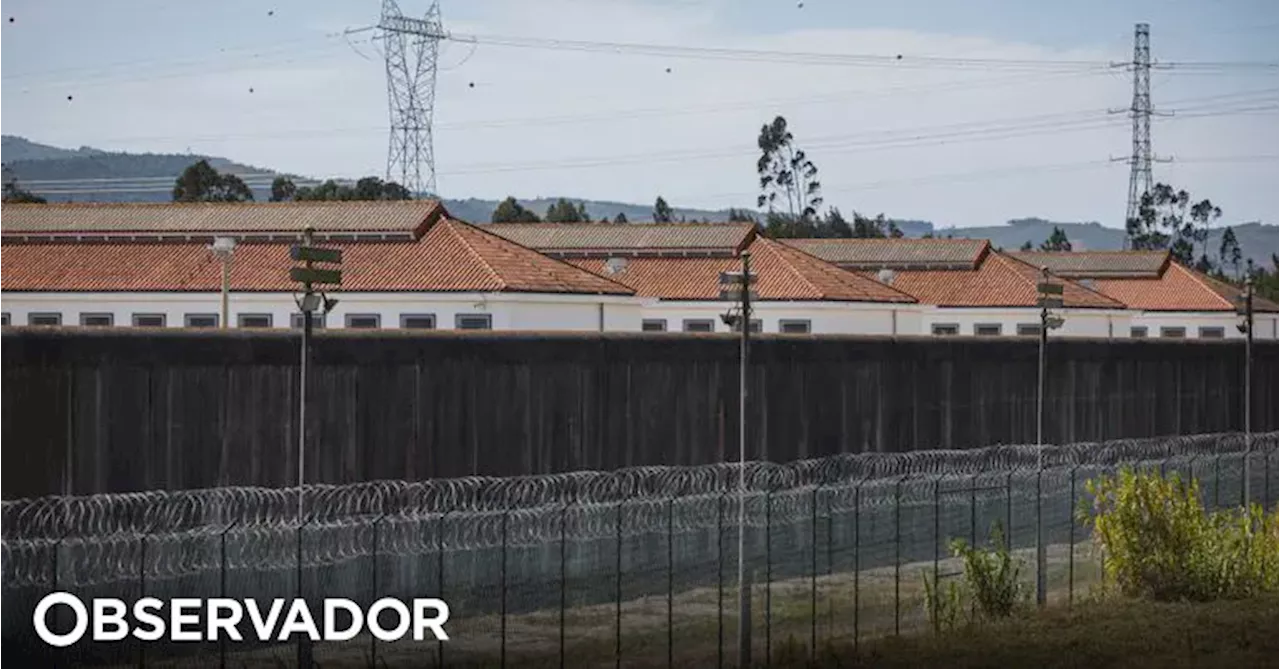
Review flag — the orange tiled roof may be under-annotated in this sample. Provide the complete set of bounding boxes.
[785,238,988,269]
[859,250,1124,309]
[1,200,445,238]
[566,237,915,302]
[1092,262,1278,312]
[484,222,755,255]
[1009,250,1168,278]
[0,218,634,295]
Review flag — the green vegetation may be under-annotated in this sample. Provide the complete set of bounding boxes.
[172,159,254,202]
[1083,468,1278,601]
[923,524,1027,633]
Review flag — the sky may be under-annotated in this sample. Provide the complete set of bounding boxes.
[1,0,1277,228]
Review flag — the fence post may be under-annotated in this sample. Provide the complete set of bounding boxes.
[138,526,150,669]
[501,509,510,669]
[824,488,833,638]
[894,475,903,637]
[615,499,623,669]
[437,509,449,669]
[1005,471,1014,554]
[717,491,725,669]
[810,486,818,661]
[1214,453,1222,509]
[369,512,385,669]
[1068,465,1077,607]
[765,487,772,666]
[853,479,862,653]
[560,503,568,669]
[220,520,239,669]
[932,475,941,634]
[296,517,312,669]
[668,497,674,669]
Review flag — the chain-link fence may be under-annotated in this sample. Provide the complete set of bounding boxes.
[3,432,1275,667]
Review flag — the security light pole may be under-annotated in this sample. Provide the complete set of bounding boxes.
[1239,284,1254,506]
[288,227,343,669]
[719,253,756,668]
[1034,267,1064,609]
[208,237,236,328]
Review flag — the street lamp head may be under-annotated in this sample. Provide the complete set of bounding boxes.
[209,236,237,261]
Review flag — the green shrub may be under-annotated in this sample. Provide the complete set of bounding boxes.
[1081,467,1278,602]
[923,523,1027,631]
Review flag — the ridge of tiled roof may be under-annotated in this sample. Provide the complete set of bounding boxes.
[855,249,1123,309]
[564,236,915,302]
[483,222,756,255]
[1008,250,1170,278]
[783,237,990,269]
[1089,260,1277,313]
[0,216,635,296]
[1,200,446,238]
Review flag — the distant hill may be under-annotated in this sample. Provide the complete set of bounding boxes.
[3,135,1274,266]
[937,217,1278,270]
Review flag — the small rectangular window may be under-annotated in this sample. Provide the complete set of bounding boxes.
[780,320,812,334]
[29,313,61,326]
[291,313,327,329]
[1016,323,1041,336]
[237,313,272,328]
[1130,326,1148,338]
[455,314,492,330]
[1160,326,1186,339]
[730,318,763,333]
[80,313,114,327]
[132,314,166,328]
[400,314,437,329]
[974,323,1002,336]
[931,323,959,336]
[683,319,715,333]
[1198,326,1225,339]
[346,314,381,329]
[0,313,9,326]
[184,313,219,328]
[641,319,668,332]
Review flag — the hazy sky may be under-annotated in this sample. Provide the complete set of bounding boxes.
[2,0,1276,227]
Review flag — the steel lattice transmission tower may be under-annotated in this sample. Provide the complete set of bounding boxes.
[1112,22,1171,243]
[379,0,445,197]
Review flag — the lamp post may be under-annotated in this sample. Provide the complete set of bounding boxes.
[208,237,237,328]
[719,253,756,669]
[1034,267,1065,608]
[1236,283,1254,506]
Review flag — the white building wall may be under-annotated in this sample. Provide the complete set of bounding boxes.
[640,301,906,334]
[1130,311,1278,340]
[913,308,1131,338]
[0,292,643,332]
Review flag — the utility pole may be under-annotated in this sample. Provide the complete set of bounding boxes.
[379,0,446,196]
[1237,284,1255,505]
[1034,268,1065,608]
[720,253,756,668]
[289,227,342,669]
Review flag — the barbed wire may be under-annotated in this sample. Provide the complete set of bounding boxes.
[1,433,1271,588]
[2,432,1266,541]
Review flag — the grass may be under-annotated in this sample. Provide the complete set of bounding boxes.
[802,595,1278,669]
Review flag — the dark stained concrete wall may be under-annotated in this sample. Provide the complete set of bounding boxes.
[3,330,1275,498]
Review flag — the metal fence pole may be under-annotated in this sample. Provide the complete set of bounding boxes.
[138,527,149,669]
[296,518,312,669]
[615,499,623,669]
[1068,465,1077,607]
[220,521,238,669]
[765,488,772,665]
[437,510,449,668]
[894,476,903,637]
[668,497,674,669]
[853,480,862,653]
[501,509,509,669]
[932,475,941,633]
[810,486,818,661]
[717,492,725,669]
[370,513,385,668]
[560,503,568,669]
[1005,471,1014,554]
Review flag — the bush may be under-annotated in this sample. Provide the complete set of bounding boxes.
[1081,467,1278,602]
[924,523,1027,631]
